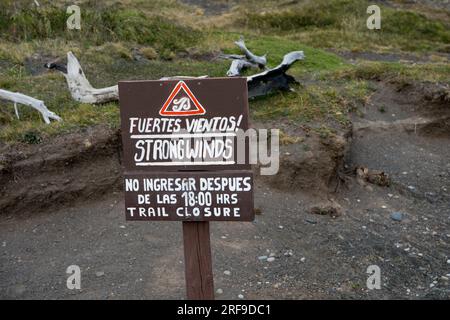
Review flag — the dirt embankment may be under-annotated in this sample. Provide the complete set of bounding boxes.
[262,130,349,194]
[0,126,123,214]
[0,123,351,215]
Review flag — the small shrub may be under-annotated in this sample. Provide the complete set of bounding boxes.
[21,130,42,144]
[140,47,158,60]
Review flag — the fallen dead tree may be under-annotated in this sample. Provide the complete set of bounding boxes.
[220,37,265,77]
[221,37,305,98]
[45,52,118,104]
[247,51,305,98]
[0,89,61,124]
[227,59,258,77]
[45,52,208,104]
[234,36,267,68]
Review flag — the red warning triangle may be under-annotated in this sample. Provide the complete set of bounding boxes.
[159,81,206,116]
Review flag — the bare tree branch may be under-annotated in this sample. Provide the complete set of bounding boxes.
[234,36,267,68]
[0,89,62,124]
[227,59,258,77]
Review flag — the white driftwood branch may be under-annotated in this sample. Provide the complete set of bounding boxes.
[63,52,119,104]
[234,37,267,67]
[227,59,258,77]
[46,52,208,104]
[159,75,208,81]
[247,51,305,82]
[0,89,62,124]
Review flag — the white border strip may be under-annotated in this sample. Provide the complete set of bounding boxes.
[130,132,236,139]
[136,161,235,166]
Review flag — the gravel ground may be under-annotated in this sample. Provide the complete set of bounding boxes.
[1,175,449,299]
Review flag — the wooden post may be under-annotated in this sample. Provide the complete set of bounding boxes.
[183,221,214,300]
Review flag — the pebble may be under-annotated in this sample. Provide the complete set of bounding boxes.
[258,255,268,261]
[447,259,450,264]
[284,250,293,257]
[441,276,449,281]
[224,270,231,276]
[238,294,244,299]
[216,288,223,295]
[119,225,126,229]
[95,271,105,277]
[390,212,404,221]
[300,257,306,263]
[407,185,416,191]
[267,257,275,262]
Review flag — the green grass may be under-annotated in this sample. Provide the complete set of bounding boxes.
[238,0,450,53]
[250,80,371,125]
[0,2,201,52]
[331,61,450,84]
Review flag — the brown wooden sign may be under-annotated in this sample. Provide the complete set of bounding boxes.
[119,77,254,222]
[118,77,254,299]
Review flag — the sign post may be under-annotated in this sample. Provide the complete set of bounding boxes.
[118,78,253,300]
[183,221,214,299]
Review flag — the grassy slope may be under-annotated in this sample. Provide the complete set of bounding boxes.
[0,0,448,143]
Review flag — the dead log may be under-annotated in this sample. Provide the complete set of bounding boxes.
[46,52,119,104]
[0,89,62,123]
[45,52,208,104]
[234,37,267,68]
[247,51,305,99]
[227,59,258,77]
